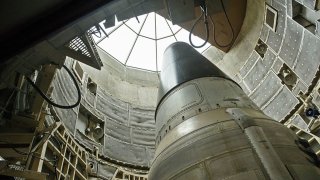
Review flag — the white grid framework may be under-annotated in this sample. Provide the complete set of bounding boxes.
[91,12,211,72]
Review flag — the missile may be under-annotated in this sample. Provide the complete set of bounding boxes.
[149,42,320,180]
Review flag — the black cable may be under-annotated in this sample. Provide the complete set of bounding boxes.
[189,2,210,48]
[210,0,235,48]
[26,64,81,109]
[12,147,29,155]
[91,30,102,38]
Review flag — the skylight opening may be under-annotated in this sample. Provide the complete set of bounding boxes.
[92,12,211,72]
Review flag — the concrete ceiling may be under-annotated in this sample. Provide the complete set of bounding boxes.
[0,0,246,63]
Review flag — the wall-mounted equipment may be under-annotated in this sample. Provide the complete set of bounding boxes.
[265,4,278,32]
[92,123,104,139]
[85,115,104,143]
[281,69,298,86]
[63,34,103,70]
[278,64,298,89]
[87,158,98,176]
[87,78,97,95]
[255,39,268,58]
[304,106,320,132]
[305,107,320,118]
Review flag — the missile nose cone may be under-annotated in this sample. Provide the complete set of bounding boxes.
[157,42,229,105]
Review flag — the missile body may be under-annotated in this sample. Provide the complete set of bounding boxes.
[149,42,320,180]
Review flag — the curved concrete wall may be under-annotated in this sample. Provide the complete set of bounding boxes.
[80,47,159,108]
[205,0,265,77]
[218,0,320,135]
[50,0,320,171]
[51,59,156,167]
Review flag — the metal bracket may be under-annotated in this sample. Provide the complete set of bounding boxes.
[226,108,264,129]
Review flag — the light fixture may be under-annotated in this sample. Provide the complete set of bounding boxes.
[93,123,104,139]
[282,69,297,86]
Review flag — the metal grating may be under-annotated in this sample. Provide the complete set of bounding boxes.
[10,164,26,180]
[68,37,92,58]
